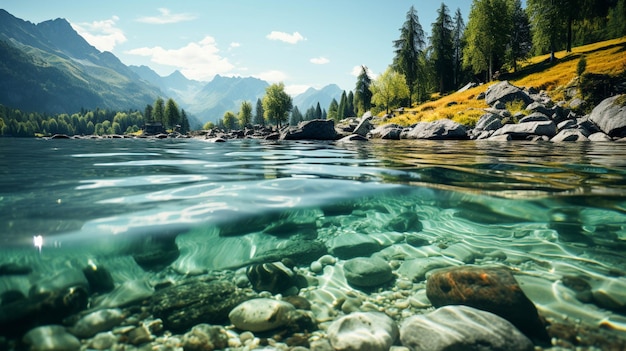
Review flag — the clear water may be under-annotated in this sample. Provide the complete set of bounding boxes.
[2,138,626,333]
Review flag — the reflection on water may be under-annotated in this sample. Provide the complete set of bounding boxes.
[1,138,626,338]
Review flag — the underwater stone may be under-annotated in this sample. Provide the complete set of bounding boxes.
[152,279,253,333]
[82,263,114,294]
[0,263,32,275]
[328,233,382,260]
[181,324,229,351]
[397,257,456,282]
[94,279,153,308]
[400,305,534,351]
[22,325,81,351]
[132,234,180,271]
[387,212,422,232]
[29,269,88,297]
[229,298,295,332]
[327,312,398,351]
[0,286,88,337]
[250,240,327,267]
[246,262,296,294]
[343,257,393,287]
[426,266,548,341]
[88,332,117,350]
[70,308,124,338]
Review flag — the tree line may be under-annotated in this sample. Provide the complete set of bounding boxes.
[368,0,626,114]
[0,96,188,137]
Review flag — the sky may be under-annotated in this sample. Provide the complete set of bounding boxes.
[1,1,472,95]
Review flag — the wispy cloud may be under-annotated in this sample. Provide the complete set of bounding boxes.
[351,65,377,79]
[310,57,330,65]
[71,16,126,52]
[229,42,241,48]
[285,85,311,96]
[136,8,196,24]
[266,31,305,44]
[254,70,288,83]
[126,36,234,81]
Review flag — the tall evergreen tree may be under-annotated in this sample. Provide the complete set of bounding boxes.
[164,98,180,129]
[254,98,265,126]
[290,106,303,125]
[431,3,455,93]
[393,6,426,107]
[144,104,153,123]
[463,0,512,81]
[527,0,565,60]
[153,97,165,125]
[452,8,466,88]
[314,102,323,119]
[508,0,532,72]
[180,109,190,134]
[337,91,348,120]
[327,98,339,121]
[354,66,373,117]
[346,91,355,117]
[608,0,626,38]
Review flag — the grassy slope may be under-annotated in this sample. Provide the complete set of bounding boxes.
[387,37,626,127]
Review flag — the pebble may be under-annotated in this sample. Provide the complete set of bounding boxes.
[88,332,117,350]
[343,257,394,287]
[181,324,229,351]
[69,308,124,338]
[399,305,534,351]
[328,312,398,351]
[228,298,295,332]
[22,325,81,351]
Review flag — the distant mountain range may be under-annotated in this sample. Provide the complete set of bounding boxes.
[0,9,343,125]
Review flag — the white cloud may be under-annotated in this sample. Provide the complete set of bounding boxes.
[71,16,126,52]
[285,85,311,96]
[310,57,330,65]
[254,70,288,83]
[229,42,241,48]
[126,36,234,81]
[136,8,196,24]
[351,65,377,79]
[266,31,305,44]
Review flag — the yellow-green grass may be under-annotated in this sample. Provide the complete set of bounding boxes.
[387,37,626,127]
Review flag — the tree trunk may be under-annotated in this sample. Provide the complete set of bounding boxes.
[566,16,573,52]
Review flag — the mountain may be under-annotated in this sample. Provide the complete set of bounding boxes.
[129,66,204,106]
[0,9,161,114]
[293,84,343,112]
[187,75,269,124]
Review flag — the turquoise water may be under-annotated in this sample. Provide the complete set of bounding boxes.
[1,138,626,339]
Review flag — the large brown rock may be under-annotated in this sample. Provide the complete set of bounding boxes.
[426,266,548,341]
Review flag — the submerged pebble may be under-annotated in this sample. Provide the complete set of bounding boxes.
[22,325,81,351]
[228,298,295,332]
[328,312,398,351]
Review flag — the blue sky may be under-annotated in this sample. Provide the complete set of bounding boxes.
[2,1,472,95]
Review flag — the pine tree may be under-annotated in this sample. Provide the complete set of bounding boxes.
[463,0,512,81]
[354,66,373,117]
[314,102,322,120]
[337,91,348,120]
[144,104,153,123]
[180,109,190,134]
[254,98,265,126]
[290,106,303,125]
[431,3,455,93]
[153,97,165,125]
[327,98,339,121]
[452,8,466,88]
[508,0,532,72]
[527,0,565,60]
[393,6,426,107]
[164,98,180,130]
[346,91,355,117]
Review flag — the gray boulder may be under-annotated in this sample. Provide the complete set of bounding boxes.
[588,132,612,141]
[492,120,557,139]
[484,81,532,107]
[551,129,589,142]
[525,101,551,116]
[280,119,337,140]
[589,94,626,137]
[405,119,468,140]
[328,233,383,259]
[518,112,550,123]
[474,113,503,132]
[557,119,578,130]
[399,305,534,351]
[369,123,403,140]
[353,112,373,137]
[343,256,393,287]
[328,312,398,351]
[228,298,295,332]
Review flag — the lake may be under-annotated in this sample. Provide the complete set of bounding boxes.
[1,137,626,348]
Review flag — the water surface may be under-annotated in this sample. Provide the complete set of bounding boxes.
[1,137,626,333]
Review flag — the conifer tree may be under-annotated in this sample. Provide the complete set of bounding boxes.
[508,0,532,72]
[346,91,355,117]
[290,106,303,125]
[337,91,348,120]
[354,66,373,117]
[180,109,190,133]
[164,98,180,129]
[314,102,322,120]
[153,97,165,125]
[327,98,339,121]
[254,98,265,126]
[431,3,455,93]
[452,8,466,88]
[393,6,425,107]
